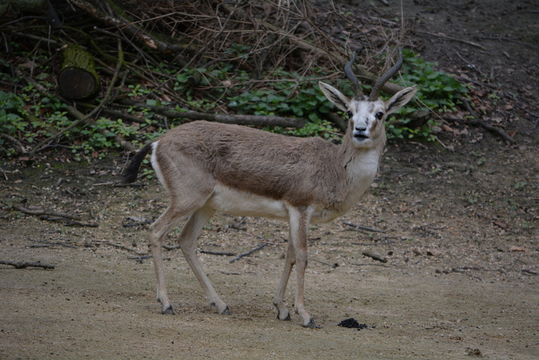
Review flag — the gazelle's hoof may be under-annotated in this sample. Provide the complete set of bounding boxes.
[220,306,231,315]
[302,318,320,329]
[161,305,175,315]
[211,302,231,315]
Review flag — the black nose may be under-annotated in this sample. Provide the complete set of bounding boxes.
[353,127,368,139]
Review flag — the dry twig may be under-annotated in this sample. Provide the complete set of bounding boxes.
[444,98,515,144]
[229,243,268,263]
[0,260,55,270]
[12,205,98,227]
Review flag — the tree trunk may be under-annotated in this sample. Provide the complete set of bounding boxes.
[58,44,99,100]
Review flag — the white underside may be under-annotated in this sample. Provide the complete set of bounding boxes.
[207,183,346,224]
[208,183,289,219]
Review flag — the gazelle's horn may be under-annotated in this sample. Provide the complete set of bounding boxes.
[368,48,403,100]
[344,48,363,96]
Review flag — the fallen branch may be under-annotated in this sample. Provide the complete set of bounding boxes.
[119,99,304,128]
[0,260,55,270]
[444,116,515,143]
[200,250,236,256]
[13,205,81,220]
[12,205,98,227]
[343,221,385,233]
[444,98,515,144]
[229,243,268,263]
[162,245,236,257]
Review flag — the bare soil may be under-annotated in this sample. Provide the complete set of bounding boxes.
[1,1,538,359]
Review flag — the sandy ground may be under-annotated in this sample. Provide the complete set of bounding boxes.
[1,138,538,359]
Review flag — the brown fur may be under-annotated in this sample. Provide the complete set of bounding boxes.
[155,120,371,209]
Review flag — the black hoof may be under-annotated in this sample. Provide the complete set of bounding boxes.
[161,305,175,315]
[302,318,320,329]
[220,306,231,315]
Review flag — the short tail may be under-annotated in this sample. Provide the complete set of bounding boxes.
[122,142,153,183]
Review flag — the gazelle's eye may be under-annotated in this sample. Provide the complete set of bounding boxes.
[346,111,353,118]
[375,112,384,120]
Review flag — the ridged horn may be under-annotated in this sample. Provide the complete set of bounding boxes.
[344,48,363,96]
[368,48,403,101]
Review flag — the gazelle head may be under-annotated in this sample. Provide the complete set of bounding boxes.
[319,49,417,149]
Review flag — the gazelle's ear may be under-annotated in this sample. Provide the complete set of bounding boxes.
[385,86,417,115]
[319,81,350,112]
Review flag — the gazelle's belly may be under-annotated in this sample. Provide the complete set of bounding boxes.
[208,183,288,219]
[208,183,350,225]
[207,183,357,224]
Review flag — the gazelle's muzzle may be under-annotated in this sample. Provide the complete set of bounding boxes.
[353,128,369,140]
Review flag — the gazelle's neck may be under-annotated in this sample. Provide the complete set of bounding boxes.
[339,126,386,171]
[310,128,386,222]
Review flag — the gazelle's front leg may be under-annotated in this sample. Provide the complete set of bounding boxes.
[287,205,317,328]
[273,241,295,321]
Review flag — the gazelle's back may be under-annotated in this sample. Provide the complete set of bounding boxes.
[155,121,343,207]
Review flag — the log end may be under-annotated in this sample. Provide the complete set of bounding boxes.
[58,67,99,100]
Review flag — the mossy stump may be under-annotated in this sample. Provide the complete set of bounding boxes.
[58,45,99,100]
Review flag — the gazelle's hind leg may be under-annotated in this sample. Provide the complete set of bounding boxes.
[178,206,229,314]
[149,204,192,314]
[149,142,218,314]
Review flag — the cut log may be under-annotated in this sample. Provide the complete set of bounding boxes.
[58,44,99,100]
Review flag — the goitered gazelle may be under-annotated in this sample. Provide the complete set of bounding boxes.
[123,50,417,328]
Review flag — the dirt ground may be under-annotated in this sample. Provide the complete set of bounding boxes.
[1,1,538,359]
